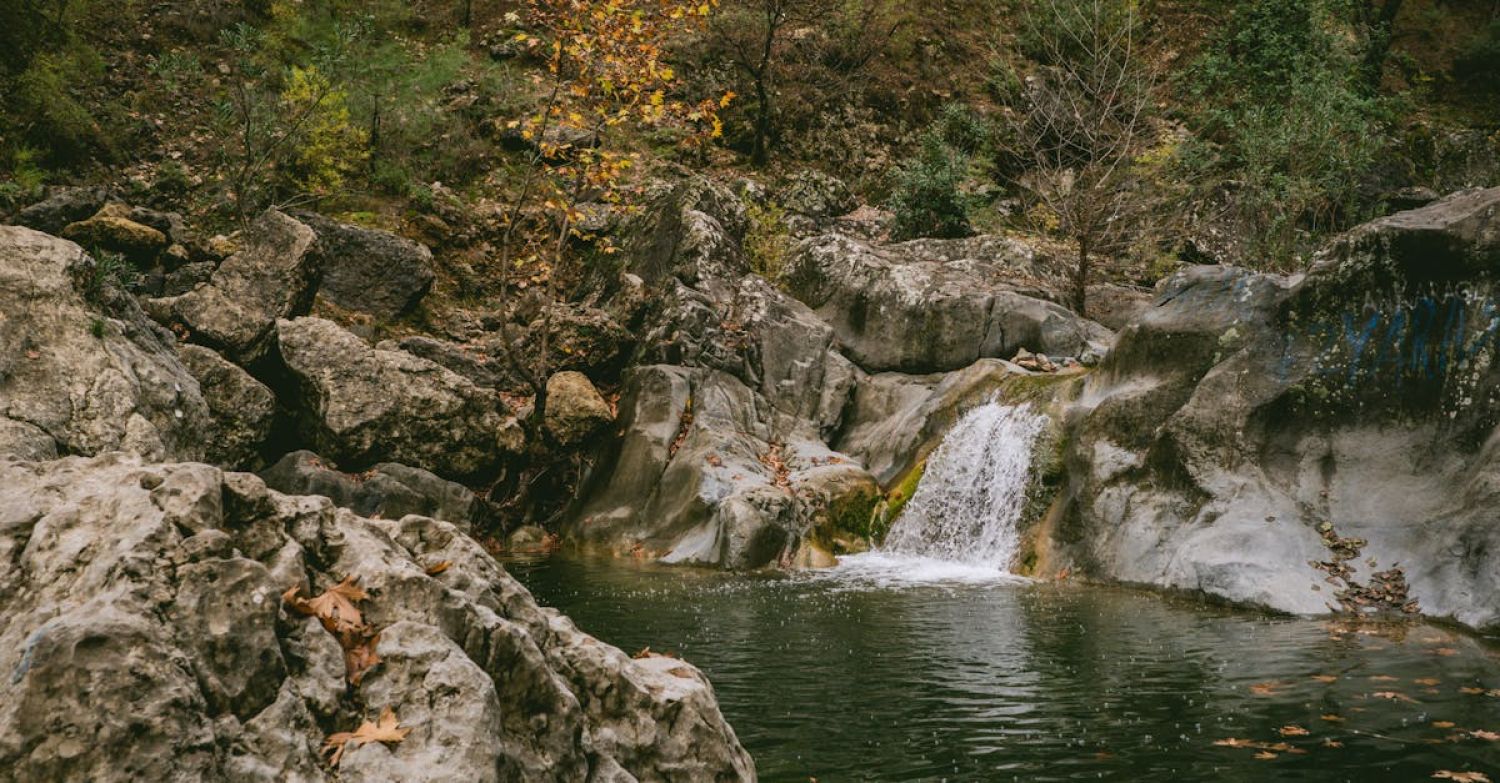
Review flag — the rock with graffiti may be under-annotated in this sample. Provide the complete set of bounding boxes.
[1052,187,1500,631]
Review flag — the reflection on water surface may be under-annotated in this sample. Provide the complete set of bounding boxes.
[508,554,1500,782]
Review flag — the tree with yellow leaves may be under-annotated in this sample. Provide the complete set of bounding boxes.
[495,0,729,442]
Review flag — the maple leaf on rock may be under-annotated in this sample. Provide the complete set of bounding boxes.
[283,576,381,684]
[284,576,370,635]
[324,706,413,766]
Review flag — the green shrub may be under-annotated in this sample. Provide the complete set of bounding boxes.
[0,146,47,212]
[888,132,972,241]
[935,102,989,155]
[744,201,793,282]
[1180,0,1390,268]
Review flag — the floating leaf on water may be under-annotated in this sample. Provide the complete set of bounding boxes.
[1431,772,1490,782]
[1320,714,1345,723]
[1433,721,1457,729]
[1471,730,1500,741]
[1279,725,1310,737]
[1253,751,1277,760]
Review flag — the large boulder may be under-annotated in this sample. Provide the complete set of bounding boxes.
[572,365,879,569]
[60,203,169,263]
[260,450,491,532]
[292,211,434,320]
[0,452,755,782]
[171,209,320,364]
[177,344,277,470]
[545,371,614,446]
[276,316,511,480]
[1053,187,1500,631]
[784,232,1112,373]
[0,226,211,461]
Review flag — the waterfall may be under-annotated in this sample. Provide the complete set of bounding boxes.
[882,402,1047,568]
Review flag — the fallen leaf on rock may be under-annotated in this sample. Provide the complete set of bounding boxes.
[284,576,380,683]
[424,560,452,576]
[1432,772,1490,782]
[284,576,369,636]
[324,706,412,766]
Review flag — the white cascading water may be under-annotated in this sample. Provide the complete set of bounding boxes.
[831,401,1047,584]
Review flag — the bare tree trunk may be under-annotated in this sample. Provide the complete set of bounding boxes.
[1073,236,1090,316]
[751,77,771,166]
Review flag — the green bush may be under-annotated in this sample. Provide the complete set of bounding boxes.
[887,132,972,241]
[1180,0,1390,268]
[744,201,793,282]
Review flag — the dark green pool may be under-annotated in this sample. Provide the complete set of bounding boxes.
[507,554,1500,782]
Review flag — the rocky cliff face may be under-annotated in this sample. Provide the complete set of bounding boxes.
[0,453,754,782]
[1047,187,1500,631]
[569,179,1110,568]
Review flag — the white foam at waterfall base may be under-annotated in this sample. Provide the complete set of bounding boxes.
[828,402,1047,587]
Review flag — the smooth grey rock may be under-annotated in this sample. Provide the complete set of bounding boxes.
[573,365,879,569]
[1054,187,1500,631]
[277,316,510,479]
[784,232,1113,373]
[292,211,434,320]
[178,344,276,470]
[0,453,756,782]
[172,209,320,363]
[0,226,211,461]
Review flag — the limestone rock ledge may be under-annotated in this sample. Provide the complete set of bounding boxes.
[0,453,755,782]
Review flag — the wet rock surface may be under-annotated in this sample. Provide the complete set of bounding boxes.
[1050,187,1500,630]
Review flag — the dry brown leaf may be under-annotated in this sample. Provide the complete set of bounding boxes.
[1311,674,1339,683]
[284,576,369,636]
[1414,677,1442,686]
[1370,675,1400,682]
[1373,690,1417,703]
[1432,772,1491,783]
[1434,647,1459,657]
[424,560,452,576]
[1249,681,1282,696]
[284,576,379,683]
[1460,687,1487,695]
[1472,730,1500,741]
[324,706,412,767]
[1278,725,1310,737]
[1433,721,1458,729]
[1253,751,1277,760]
[1322,739,1344,748]
[1320,714,1345,723]
[1213,738,1255,748]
